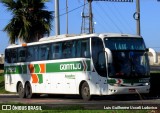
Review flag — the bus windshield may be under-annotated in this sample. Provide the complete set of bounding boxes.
[104,38,150,78]
[104,37,146,51]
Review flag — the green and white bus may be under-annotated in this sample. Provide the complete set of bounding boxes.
[4,33,151,100]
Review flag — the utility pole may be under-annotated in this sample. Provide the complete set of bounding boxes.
[88,0,93,34]
[81,0,90,34]
[55,0,60,35]
[136,0,141,36]
[81,0,94,34]
[66,0,68,34]
[134,0,140,35]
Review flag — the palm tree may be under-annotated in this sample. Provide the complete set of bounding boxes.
[1,0,53,44]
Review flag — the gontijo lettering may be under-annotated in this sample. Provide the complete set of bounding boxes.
[60,63,81,70]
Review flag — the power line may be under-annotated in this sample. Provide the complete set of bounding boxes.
[112,3,135,33]
[103,3,133,33]
[93,5,114,32]
[96,3,123,33]
[59,3,88,17]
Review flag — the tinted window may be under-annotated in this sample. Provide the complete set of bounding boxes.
[52,38,90,59]
[26,46,39,62]
[5,38,91,63]
[10,49,17,63]
[62,41,74,58]
[76,39,90,58]
[52,43,62,59]
[18,48,26,62]
[39,45,51,60]
[5,49,11,63]
[104,38,146,50]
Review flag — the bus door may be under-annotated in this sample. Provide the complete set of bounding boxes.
[91,37,108,95]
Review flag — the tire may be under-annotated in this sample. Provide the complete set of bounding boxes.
[81,82,91,101]
[17,82,26,98]
[25,82,33,98]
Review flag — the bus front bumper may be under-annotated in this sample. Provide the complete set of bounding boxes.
[107,84,150,95]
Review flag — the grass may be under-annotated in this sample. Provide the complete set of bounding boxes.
[0,73,5,93]
[0,73,10,94]
[0,73,4,82]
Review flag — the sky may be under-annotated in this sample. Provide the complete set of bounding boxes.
[0,0,160,53]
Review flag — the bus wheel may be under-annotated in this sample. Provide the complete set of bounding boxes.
[81,82,91,101]
[17,82,26,98]
[25,82,33,98]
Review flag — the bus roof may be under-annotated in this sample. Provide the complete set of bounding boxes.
[6,33,142,49]
[39,33,141,41]
[98,33,141,38]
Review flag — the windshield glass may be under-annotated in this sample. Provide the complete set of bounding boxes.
[104,38,150,78]
[105,37,146,50]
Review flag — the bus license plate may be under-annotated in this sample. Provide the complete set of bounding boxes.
[129,89,135,92]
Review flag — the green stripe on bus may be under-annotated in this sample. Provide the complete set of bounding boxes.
[46,60,90,73]
[22,65,27,74]
[4,60,91,74]
[37,74,43,83]
[34,64,40,73]
[5,65,27,74]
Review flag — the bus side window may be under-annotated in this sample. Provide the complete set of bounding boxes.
[5,49,11,63]
[34,46,39,61]
[39,45,51,60]
[81,39,90,57]
[52,43,62,59]
[62,41,73,58]
[18,48,26,62]
[76,40,81,57]
[76,39,90,58]
[72,41,76,58]
[26,46,35,62]
[10,49,17,63]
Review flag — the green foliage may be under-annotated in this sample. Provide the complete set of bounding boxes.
[0,73,4,83]
[0,0,53,43]
[0,73,5,93]
[0,73,8,93]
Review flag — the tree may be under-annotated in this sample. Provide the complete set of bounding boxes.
[1,0,53,44]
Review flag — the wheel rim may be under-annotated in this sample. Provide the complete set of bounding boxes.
[25,83,32,98]
[18,84,22,94]
[18,83,25,98]
[81,82,91,101]
[83,86,89,97]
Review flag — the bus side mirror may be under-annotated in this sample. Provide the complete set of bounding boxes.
[104,48,112,64]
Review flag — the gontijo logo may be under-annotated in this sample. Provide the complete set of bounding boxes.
[59,60,88,71]
[60,63,81,70]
